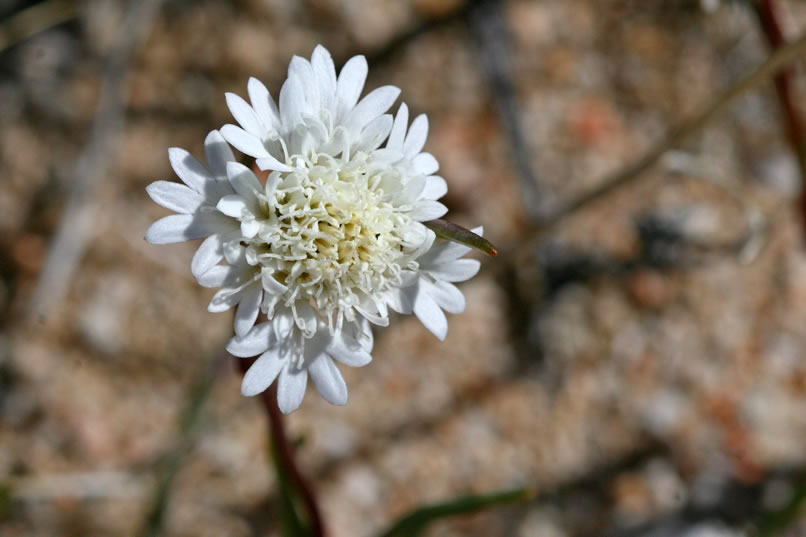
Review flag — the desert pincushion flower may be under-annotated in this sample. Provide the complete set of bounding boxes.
[145,45,483,413]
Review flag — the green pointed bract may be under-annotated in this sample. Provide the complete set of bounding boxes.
[425,219,498,257]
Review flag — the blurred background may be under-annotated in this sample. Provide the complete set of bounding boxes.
[3,0,806,535]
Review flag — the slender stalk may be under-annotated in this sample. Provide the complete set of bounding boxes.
[539,28,806,230]
[751,0,806,234]
[236,358,326,537]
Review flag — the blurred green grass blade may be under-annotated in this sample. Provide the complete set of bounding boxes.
[755,475,806,537]
[374,487,533,537]
[269,440,311,537]
[425,219,499,257]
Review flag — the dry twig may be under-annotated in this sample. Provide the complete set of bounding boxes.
[29,0,164,320]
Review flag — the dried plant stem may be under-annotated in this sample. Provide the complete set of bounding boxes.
[751,0,806,233]
[539,28,806,231]
[236,359,326,537]
[0,0,79,53]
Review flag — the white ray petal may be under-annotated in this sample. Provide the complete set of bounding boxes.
[413,285,448,340]
[344,85,400,133]
[203,130,236,180]
[403,113,429,158]
[277,366,308,414]
[146,181,204,214]
[327,335,372,367]
[234,284,263,337]
[227,322,273,357]
[387,103,409,151]
[168,148,213,193]
[191,234,224,278]
[309,355,348,405]
[226,92,265,138]
[248,77,280,131]
[422,279,465,314]
[427,259,481,282]
[311,45,337,112]
[241,350,285,396]
[412,152,439,175]
[421,176,448,200]
[410,200,448,221]
[220,124,271,159]
[336,55,368,120]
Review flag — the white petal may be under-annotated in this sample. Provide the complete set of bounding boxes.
[288,56,319,115]
[145,215,193,244]
[355,302,389,327]
[145,213,234,244]
[217,195,250,218]
[427,259,481,282]
[358,114,393,151]
[241,219,260,238]
[387,103,409,151]
[413,152,439,175]
[228,322,273,357]
[344,86,400,133]
[208,287,243,313]
[309,355,348,405]
[279,75,305,129]
[413,285,448,340]
[422,279,465,314]
[226,161,265,198]
[384,287,413,315]
[349,319,374,352]
[234,284,262,337]
[146,181,204,214]
[241,350,285,396]
[403,114,429,158]
[421,241,471,266]
[204,130,235,180]
[295,303,320,339]
[410,200,448,221]
[327,335,372,367]
[191,234,224,278]
[226,92,265,138]
[220,124,270,159]
[196,264,229,288]
[256,155,293,172]
[168,148,213,193]
[399,174,426,203]
[262,270,288,296]
[248,77,280,131]
[421,176,448,200]
[277,366,308,414]
[311,45,337,112]
[336,55,368,120]
[272,308,296,340]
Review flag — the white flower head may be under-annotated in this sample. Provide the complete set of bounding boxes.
[146,45,481,413]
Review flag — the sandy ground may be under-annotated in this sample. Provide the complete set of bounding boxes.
[2,0,806,536]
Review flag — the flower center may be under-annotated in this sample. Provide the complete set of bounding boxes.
[248,152,422,332]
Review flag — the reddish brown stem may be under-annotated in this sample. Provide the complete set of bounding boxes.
[236,358,326,537]
[752,0,806,232]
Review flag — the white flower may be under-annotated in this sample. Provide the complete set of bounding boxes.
[145,131,264,335]
[145,45,482,413]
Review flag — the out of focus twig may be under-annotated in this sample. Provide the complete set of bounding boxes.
[537,28,806,233]
[750,0,806,237]
[29,0,163,320]
[468,0,549,222]
[363,1,473,68]
[0,0,79,53]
